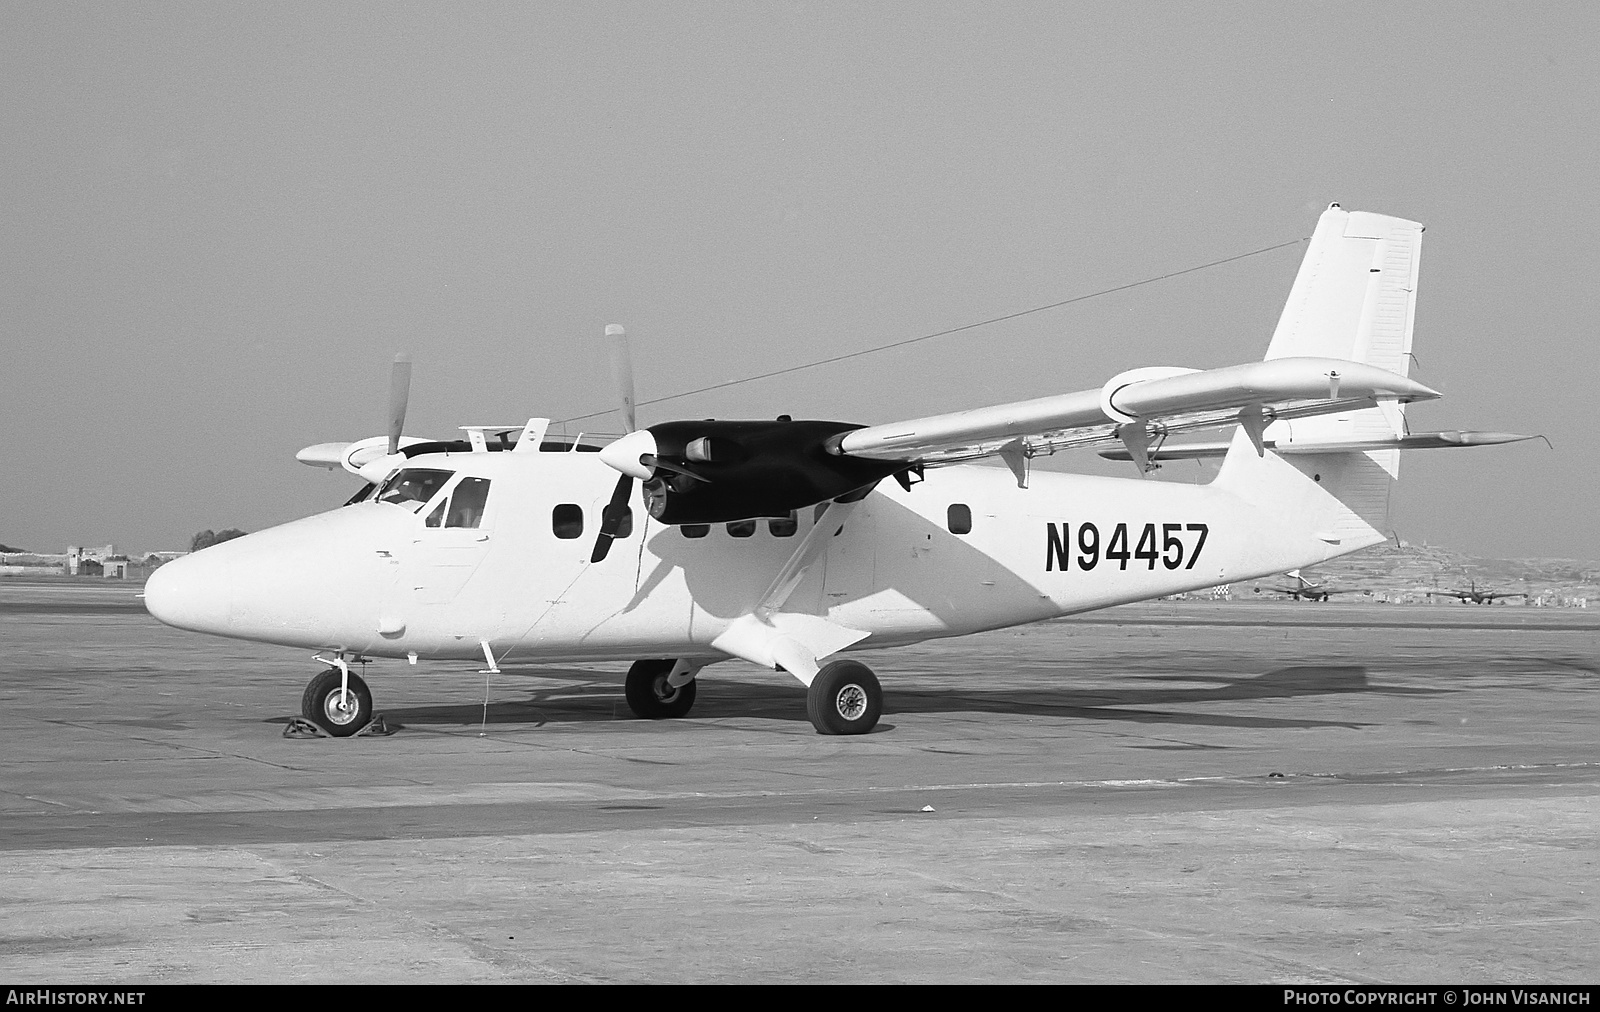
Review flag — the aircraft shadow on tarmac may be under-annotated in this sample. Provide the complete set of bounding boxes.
[286,663,1447,733]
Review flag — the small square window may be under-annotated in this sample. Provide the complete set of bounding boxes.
[768,512,798,537]
[552,504,584,539]
[947,503,972,535]
[726,520,756,538]
[681,524,710,539]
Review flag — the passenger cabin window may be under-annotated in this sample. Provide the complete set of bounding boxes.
[947,503,973,535]
[377,468,454,513]
[726,520,756,538]
[552,504,584,539]
[681,524,710,539]
[447,477,491,529]
[768,513,798,537]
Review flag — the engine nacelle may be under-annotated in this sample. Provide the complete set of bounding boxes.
[605,419,906,525]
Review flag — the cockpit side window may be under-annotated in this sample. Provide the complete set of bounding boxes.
[377,468,454,513]
[446,477,491,529]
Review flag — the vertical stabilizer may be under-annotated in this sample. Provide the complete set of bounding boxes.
[1265,204,1423,373]
[1218,205,1426,542]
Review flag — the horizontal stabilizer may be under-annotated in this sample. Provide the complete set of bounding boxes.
[1099,430,1545,462]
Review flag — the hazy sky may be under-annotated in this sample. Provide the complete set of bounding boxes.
[4,3,1596,560]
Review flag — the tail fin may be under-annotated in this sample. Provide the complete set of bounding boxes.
[1217,204,1424,547]
[1265,204,1423,372]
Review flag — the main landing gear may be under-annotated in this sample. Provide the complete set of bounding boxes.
[624,659,698,720]
[807,659,883,735]
[622,656,884,735]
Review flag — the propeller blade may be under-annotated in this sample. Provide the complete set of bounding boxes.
[387,353,413,456]
[605,324,637,433]
[590,473,635,563]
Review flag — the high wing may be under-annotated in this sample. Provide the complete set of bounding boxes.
[829,356,1439,479]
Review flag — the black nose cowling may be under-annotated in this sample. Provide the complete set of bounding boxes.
[639,418,906,525]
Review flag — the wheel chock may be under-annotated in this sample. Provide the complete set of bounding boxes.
[355,713,398,737]
[283,716,326,739]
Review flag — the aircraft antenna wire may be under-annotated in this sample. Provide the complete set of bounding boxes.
[558,236,1307,424]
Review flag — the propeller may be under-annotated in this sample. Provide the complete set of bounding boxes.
[387,353,413,455]
[587,326,900,528]
[591,326,640,563]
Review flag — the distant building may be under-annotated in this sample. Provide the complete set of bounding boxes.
[58,545,181,578]
[66,545,117,576]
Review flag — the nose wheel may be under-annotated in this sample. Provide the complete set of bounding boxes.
[301,667,373,737]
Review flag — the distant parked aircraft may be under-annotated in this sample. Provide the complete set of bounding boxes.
[1259,570,1357,602]
[1427,580,1524,605]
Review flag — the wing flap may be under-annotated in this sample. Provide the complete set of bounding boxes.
[1098,430,1544,462]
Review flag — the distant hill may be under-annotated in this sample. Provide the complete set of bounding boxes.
[1277,543,1599,602]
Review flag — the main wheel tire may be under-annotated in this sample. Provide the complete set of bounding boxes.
[624,659,697,719]
[301,668,373,737]
[806,660,882,735]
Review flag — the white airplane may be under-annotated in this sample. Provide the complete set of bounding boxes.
[1254,570,1359,602]
[145,204,1536,737]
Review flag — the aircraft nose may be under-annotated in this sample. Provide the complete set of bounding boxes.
[143,550,233,634]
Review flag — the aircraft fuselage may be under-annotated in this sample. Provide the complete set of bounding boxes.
[146,447,1356,667]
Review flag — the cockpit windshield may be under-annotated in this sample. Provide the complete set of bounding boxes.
[376,468,453,512]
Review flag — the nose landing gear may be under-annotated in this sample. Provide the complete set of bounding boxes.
[301,666,373,737]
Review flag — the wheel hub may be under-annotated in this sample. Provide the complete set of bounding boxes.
[323,690,360,725]
[835,683,868,721]
[653,676,680,704]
